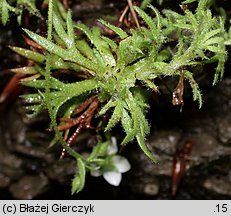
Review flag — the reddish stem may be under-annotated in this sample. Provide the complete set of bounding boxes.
[59,96,100,159]
[0,73,25,104]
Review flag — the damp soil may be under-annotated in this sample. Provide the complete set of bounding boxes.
[0,0,231,200]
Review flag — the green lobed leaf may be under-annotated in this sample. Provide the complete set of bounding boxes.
[204,37,224,46]
[71,158,86,194]
[10,66,38,74]
[184,70,203,108]
[98,19,128,39]
[76,24,116,67]
[173,23,193,31]
[17,0,41,16]
[23,29,101,73]
[48,79,99,119]
[25,104,46,118]
[105,101,123,131]
[1,0,10,25]
[9,46,45,63]
[204,29,221,41]
[87,141,110,161]
[121,109,136,145]
[101,36,117,50]
[98,100,117,116]
[21,75,64,89]
[134,6,158,40]
[148,5,161,29]
[53,12,69,47]
[21,92,44,104]
[66,10,76,51]
[136,132,157,163]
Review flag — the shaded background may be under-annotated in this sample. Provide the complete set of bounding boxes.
[0,0,231,199]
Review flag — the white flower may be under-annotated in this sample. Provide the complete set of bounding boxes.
[103,155,131,186]
[90,137,131,186]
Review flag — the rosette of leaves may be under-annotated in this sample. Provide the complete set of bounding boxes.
[11,0,226,192]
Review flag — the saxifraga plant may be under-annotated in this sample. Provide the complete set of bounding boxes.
[10,0,227,193]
